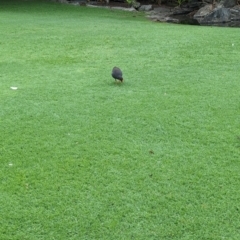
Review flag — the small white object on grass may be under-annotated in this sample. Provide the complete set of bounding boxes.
[9,163,13,166]
[10,87,18,90]
[232,43,234,47]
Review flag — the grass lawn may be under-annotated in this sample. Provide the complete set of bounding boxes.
[0,0,240,239]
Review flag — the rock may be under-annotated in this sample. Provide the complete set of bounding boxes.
[194,4,231,24]
[147,14,162,21]
[230,6,240,20]
[139,5,153,11]
[206,6,231,23]
[193,4,213,21]
[109,6,136,12]
[87,4,101,7]
[132,1,141,9]
[172,6,193,15]
[220,0,236,8]
[146,7,173,21]
[153,7,173,14]
[182,0,205,10]
[165,16,179,23]
[70,1,80,6]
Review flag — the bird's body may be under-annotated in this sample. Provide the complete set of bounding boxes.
[112,67,123,82]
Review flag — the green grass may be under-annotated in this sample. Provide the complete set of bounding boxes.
[1,0,240,239]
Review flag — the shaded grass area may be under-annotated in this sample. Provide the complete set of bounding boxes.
[0,0,240,239]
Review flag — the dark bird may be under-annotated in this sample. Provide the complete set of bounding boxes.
[112,67,123,82]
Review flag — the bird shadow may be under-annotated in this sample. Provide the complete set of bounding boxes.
[108,81,126,87]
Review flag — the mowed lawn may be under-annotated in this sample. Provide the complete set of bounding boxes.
[0,0,240,239]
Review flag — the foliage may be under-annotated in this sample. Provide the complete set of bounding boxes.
[125,0,135,5]
[1,0,240,239]
[176,0,187,6]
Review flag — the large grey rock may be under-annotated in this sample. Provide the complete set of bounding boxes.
[193,4,213,21]
[204,7,231,23]
[220,0,236,8]
[230,6,240,20]
[194,5,231,24]
[139,5,153,11]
